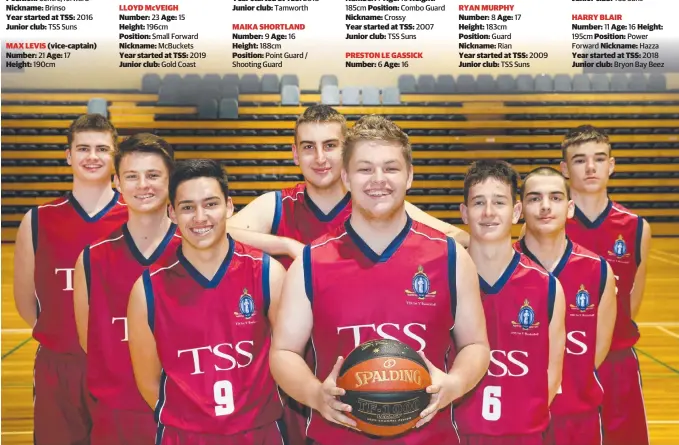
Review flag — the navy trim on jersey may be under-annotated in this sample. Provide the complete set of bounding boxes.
[262,253,271,317]
[177,235,235,289]
[83,246,91,303]
[519,238,573,278]
[123,223,177,267]
[573,199,613,229]
[154,369,168,444]
[345,215,412,263]
[303,244,313,305]
[142,270,155,332]
[548,273,556,323]
[272,190,282,235]
[634,216,644,268]
[447,237,458,320]
[276,418,290,445]
[154,423,165,445]
[30,207,38,254]
[305,188,351,222]
[479,251,520,295]
[68,190,121,223]
[599,256,608,302]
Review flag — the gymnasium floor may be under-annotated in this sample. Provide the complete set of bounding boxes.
[1,239,678,444]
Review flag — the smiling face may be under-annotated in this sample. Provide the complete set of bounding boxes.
[66,131,115,184]
[292,121,344,190]
[521,173,574,236]
[342,139,412,221]
[169,177,233,251]
[461,177,522,243]
[114,151,170,214]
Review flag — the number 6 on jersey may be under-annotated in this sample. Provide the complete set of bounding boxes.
[481,386,501,421]
[214,380,235,416]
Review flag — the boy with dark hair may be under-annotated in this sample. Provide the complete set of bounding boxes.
[127,159,288,444]
[455,160,566,445]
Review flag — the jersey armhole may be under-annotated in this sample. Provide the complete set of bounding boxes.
[30,207,38,254]
[262,253,271,317]
[599,256,608,303]
[303,244,313,306]
[142,270,155,333]
[83,246,91,303]
[271,190,283,235]
[548,273,556,323]
[447,237,458,320]
[634,216,644,268]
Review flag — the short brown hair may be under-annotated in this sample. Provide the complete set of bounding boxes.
[463,159,519,204]
[561,125,610,160]
[67,114,118,148]
[520,166,570,200]
[114,133,175,175]
[295,104,347,140]
[342,115,412,170]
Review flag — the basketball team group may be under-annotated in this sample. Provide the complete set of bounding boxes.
[12,105,651,445]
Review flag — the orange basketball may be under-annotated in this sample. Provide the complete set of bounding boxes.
[336,339,432,437]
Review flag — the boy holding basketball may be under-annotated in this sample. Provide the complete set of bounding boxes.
[230,105,468,443]
[269,115,489,445]
[454,160,566,445]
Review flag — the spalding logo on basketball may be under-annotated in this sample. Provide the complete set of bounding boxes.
[336,339,432,437]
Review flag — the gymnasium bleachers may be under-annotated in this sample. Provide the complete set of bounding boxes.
[2,72,679,242]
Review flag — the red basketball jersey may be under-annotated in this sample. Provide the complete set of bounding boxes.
[86,222,181,411]
[565,200,643,351]
[515,239,606,415]
[272,183,352,268]
[455,252,555,437]
[147,237,282,436]
[32,191,128,354]
[306,217,460,445]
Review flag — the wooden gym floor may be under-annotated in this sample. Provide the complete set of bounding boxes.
[2,239,678,444]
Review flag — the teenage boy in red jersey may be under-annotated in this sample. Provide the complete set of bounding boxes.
[73,133,180,445]
[227,104,470,269]
[455,160,566,445]
[127,159,288,444]
[13,114,128,445]
[560,125,651,445]
[270,115,490,445]
[228,105,469,444]
[516,166,617,445]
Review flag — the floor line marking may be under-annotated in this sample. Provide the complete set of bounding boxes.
[636,348,679,375]
[656,326,679,340]
[649,253,679,266]
[1,337,32,360]
[637,322,679,327]
[651,249,679,260]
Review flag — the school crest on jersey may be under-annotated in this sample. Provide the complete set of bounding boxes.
[511,299,540,331]
[608,234,630,259]
[234,288,257,324]
[570,284,595,313]
[405,265,437,306]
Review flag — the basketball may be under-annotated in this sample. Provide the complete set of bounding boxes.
[336,339,432,437]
